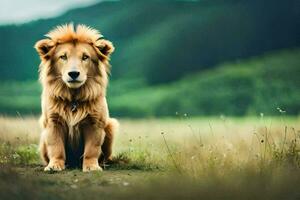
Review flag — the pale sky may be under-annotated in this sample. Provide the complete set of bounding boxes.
[0,0,101,25]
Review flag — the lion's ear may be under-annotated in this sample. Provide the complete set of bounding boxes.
[94,39,115,60]
[34,39,54,60]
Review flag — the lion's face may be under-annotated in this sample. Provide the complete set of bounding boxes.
[34,24,114,91]
[54,43,98,89]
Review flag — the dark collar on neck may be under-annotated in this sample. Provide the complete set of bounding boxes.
[71,100,79,112]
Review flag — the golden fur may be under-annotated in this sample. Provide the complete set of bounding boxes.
[35,24,118,172]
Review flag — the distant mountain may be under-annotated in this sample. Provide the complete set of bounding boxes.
[0,0,299,84]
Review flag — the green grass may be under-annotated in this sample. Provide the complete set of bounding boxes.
[0,116,300,199]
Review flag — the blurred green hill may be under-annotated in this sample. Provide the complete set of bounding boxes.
[0,0,299,116]
[1,49,299,116]
[108,49,300,117]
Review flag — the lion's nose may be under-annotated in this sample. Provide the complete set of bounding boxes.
[68,71,80,80]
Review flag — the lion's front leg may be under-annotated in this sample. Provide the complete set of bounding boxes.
[81,122,105,172]
[41,115,67,171]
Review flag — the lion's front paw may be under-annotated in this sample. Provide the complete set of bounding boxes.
[83,159,102,172]
[44,160,65,172]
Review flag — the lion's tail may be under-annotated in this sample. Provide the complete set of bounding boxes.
[101,118,119,162]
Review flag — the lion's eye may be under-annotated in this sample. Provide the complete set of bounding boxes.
[82,54,89,61]
[60,54,67,60]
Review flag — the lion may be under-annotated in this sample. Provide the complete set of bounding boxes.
[34,24,119,172]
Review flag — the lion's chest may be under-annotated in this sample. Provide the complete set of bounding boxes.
[51,102,90,129]
[45,97,107,132]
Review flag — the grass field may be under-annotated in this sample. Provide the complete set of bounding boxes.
[1,115,300,199]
